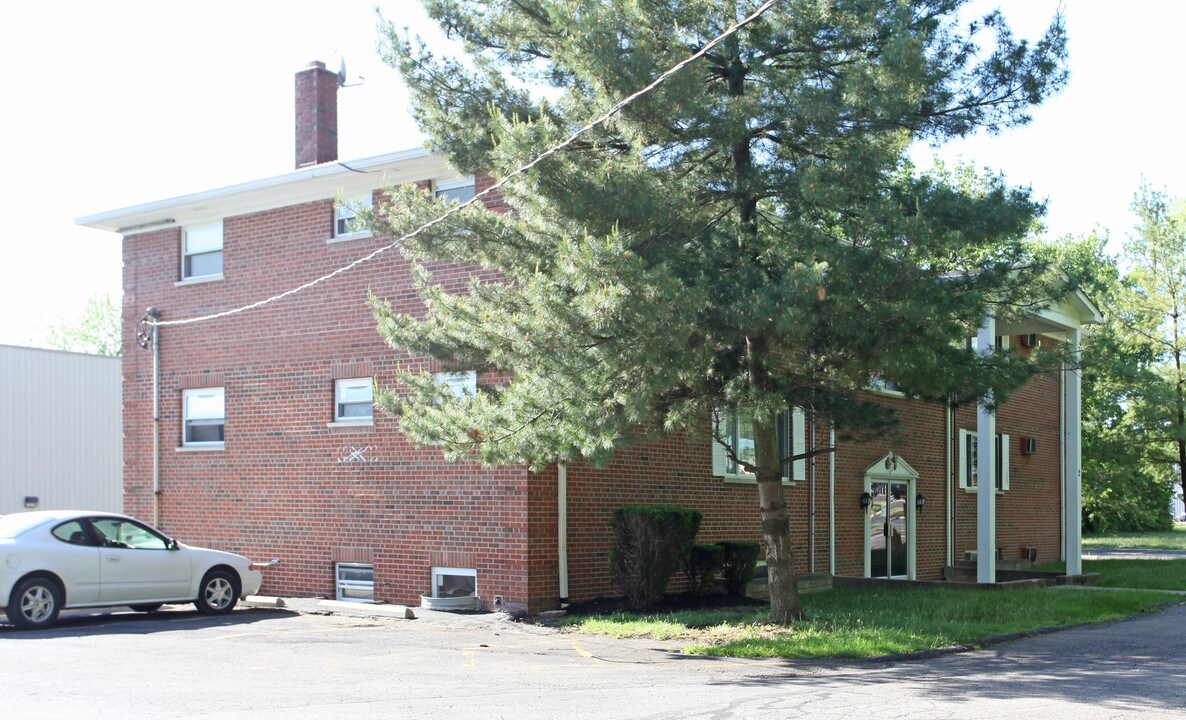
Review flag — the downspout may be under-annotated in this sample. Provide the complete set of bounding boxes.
[945,400,953,568]
[138,308,162,527]
[1060,358,1066,563]
[975,314,998,583]
[808,411,815,573]
[558,462,569,606]
[153,321,160,526]
[828,421,836,576]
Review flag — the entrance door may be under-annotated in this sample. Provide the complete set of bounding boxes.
[869,481,908,579]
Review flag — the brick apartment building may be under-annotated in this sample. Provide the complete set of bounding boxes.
[78,62,1101,613]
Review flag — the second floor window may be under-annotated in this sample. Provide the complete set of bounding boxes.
[183,387,225,446]
[434,178,476,205]
[433,371,477,400]
[334,194,373,240]
[335,378,374,421]
[183,222,223,279]
[959,430,1010,491]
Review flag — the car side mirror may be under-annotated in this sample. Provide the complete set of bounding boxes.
[167,538,180,551]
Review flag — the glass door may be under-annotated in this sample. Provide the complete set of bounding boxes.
[869,481,909,579]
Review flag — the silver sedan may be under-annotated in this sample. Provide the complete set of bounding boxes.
[1,510,263,630]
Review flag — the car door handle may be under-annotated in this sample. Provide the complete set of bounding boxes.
[105,556,121,563]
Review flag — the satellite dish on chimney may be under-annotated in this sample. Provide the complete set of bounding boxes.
[332,51,364,88]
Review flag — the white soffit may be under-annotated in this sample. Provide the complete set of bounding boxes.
[998,289,1105,337]
[76,148,457,234]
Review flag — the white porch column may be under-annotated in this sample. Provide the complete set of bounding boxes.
[1064,329,1083,576]
[976,315,997,583]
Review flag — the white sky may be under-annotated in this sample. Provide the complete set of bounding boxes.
[1,0,1183,347]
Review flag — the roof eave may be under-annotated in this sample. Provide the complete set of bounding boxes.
[75,147,456,234]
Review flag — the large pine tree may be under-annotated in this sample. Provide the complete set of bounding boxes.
[370,0,1069,623]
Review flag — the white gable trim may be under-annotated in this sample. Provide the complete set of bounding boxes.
[863,451,920,482]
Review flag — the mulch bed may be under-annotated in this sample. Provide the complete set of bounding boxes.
[560,592,766,617]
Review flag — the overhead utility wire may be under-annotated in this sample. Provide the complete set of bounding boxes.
[155,0,779,328]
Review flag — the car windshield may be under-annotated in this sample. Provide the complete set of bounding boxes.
[0,513,53,539]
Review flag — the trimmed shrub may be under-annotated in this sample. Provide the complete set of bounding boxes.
[609,506,703,608]
[685,543,726,596]
[717,540,761,595]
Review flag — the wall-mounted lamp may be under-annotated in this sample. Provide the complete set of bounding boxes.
[24,496,39,509]
[915,494,926,512]
[859,491,873,512]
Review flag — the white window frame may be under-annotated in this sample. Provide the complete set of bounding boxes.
[433,371,477,400]
[958,429,1010,492]
[335,562,375,603]
[182,387,225,448]
[968,336,1010,351]
[333,378,374,423]
[711,407,805,483]
[330,192,373,243]
[431,566,477,598]
[434,177,477,205]
[868,375,906,397]
[181,222,224,281]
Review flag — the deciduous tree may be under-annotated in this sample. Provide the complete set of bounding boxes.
[1121,185,1186,521]
[1049,232,1172,531]
[45,294,122,356]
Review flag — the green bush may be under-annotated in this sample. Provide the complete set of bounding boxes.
[1082,463,1174,533]
[717,540,761,595]
[685,543,725,596]
[609,506,703,608]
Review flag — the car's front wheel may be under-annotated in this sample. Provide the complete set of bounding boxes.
[6,576,63,630]
[194,569,239,615]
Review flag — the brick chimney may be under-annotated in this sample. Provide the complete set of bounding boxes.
[294,61,339,168]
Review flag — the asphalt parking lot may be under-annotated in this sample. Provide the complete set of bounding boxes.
[3,599,1185,719]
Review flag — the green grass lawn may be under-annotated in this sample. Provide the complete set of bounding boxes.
[1036,559,1186,591]
[558,585,1179,659]
[1083,525,1186,550]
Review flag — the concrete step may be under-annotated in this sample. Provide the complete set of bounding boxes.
[745,572,833,600]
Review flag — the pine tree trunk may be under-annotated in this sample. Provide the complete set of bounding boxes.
[756,474,803,624]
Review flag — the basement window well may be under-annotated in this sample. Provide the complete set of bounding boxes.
[335,563,374,602]
[432,567,477,598]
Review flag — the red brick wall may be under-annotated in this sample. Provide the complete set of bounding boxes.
[537,364,1065,604]
[953,340,1065,566]
[122,185,535,612]
[122,176,1069,613]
